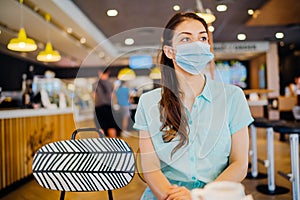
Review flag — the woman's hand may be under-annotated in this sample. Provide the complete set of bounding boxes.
[166,185,192,200]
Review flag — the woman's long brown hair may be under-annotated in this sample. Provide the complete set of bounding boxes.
[159,12,208,157]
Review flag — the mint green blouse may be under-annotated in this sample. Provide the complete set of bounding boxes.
[133,77,253,186]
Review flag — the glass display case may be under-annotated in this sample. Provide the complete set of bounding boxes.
[32,76,96,122]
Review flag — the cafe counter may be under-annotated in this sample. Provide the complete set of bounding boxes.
[0,108,76,192]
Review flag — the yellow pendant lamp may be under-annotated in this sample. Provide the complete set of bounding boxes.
[149,67,161,79]
[117,68,136,81]
[7,28,37,52]
[37,14,61,62]
[37,42,61,62]
[7,0,37,52]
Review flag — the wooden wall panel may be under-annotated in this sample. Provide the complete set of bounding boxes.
[0,113,75,191]
[249,54,266,89]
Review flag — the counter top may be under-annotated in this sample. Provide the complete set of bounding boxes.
[243,89,274,95]
[247,99,268,106]
[0,107,74,119]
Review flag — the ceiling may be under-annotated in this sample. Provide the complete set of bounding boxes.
[0,0,299,68]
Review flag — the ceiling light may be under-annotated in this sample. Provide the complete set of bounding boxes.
[66,27,73,34]
[208,25,214,32]
[117,68,136,81]
[275,32,284,39]
[173,5,180,11]
[248,9,254,15]
[80,37,86,44]
[216,4,227,12]
[237,33,246,41]
[33,6,39,12]
[107,9,118,17]
[195,0,216,24]
[7,0,37,52]
[125,38,134,45]
[37,42,61,62]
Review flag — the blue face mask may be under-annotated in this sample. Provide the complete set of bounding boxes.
[175,41,214,75]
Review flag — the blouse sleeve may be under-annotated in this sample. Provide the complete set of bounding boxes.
[229,87,254,134]
[133,94,149,131]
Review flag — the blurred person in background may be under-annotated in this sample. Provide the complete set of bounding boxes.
[116,80,131,135]
[288,74,300,96]
[93,69,117,138]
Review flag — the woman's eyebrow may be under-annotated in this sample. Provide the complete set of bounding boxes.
[176,31,207,36]
[174,30,208,39]
[177,32,192,36]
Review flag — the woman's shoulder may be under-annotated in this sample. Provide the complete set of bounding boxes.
[139,88,162,103]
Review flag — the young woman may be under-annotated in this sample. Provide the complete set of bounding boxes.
[133,12,253,200]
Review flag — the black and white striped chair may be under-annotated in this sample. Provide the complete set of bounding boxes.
[32,128,135,200]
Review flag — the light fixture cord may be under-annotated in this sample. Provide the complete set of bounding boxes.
[45,14,51,43]
[19,0,24,28]
[196,0,204,12]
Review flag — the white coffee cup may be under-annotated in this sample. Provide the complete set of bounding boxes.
[191,181,253,200]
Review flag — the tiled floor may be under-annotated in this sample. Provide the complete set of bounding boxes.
[0,125,296,200]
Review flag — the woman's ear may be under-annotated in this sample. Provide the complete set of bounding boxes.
[163,45,175,59]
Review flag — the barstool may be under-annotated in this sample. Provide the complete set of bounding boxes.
[273,121,300,200]
[248,118,289,195]
[247,118,267,179]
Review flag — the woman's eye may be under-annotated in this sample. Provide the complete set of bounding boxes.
[181,37,190,42]
[199,37,208,41]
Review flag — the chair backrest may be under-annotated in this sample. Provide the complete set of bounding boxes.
[32,137,135,192]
